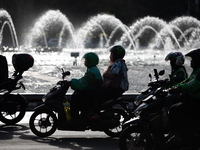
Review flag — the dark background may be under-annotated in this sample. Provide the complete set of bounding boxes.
[0,0,199,45]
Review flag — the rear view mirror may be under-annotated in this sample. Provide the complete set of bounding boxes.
[159,70,165,76]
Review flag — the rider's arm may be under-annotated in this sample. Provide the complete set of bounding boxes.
[177,72,200,94]
[102,61,121,80]
[172,70,186,82]
[172,77,188,89]
[71,67,102,91]
[71,78,88,91]
[104,72,117,80]
[70,72,93,91]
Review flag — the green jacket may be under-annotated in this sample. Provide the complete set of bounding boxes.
[174,67,200,100]
[71,66,103,91]
[170,67,187,86]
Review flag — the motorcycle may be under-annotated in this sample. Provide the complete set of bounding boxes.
[0,53,34,125]
[133,69,166,109]
[121,69,166,125]
[118,86,168,150]
[29,69,131,137]
[119,69,200,150]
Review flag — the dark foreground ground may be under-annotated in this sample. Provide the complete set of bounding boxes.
[0,112,119,150]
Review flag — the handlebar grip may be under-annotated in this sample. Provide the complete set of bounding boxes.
[64,71,70,76]
[61,68,70,80]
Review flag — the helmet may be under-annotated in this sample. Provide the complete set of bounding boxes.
[165,52,185,66]
[108,45,125,61]
[185,48,200,60]
[83,52,99,67]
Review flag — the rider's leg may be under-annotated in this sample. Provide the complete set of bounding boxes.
[70,92,81,118]
[70,90,95,118]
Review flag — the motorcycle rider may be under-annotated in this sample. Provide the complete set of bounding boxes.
[167,48,200,145]
[165,52,187,86]
[165,52,188,108]
[69,52,103,119]
[91,45,129,118]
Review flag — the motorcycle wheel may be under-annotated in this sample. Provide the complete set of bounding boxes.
[119,125,153,150]
[104,108,127,137]
[29,109,58,137]
[0,98,26,125]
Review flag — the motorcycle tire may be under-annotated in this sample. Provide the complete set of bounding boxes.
[29,109,58,137]
[0,98,26,125]
[104,108,127,137]
[119,125,153,150]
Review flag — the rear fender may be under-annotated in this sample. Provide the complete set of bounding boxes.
[5,94,28,107]
[17,94,28,106]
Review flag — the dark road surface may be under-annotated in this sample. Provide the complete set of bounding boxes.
[0,112,119,150]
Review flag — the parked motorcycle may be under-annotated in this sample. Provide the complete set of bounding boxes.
[119,69,200,150]
[29,69,130,137]
[0,53,34,125]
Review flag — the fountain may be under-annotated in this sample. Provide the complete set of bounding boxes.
[17,10,200,52]
[76,13,125,48]
[0,9,199,93]
[23,10,75,51]
[0,9,19,50]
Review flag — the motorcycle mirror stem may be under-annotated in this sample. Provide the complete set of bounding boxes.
[154,69,159,81]
[149,74,152,81]
[61,68,65,80]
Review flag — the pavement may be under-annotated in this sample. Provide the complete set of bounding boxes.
[0,112,120,150]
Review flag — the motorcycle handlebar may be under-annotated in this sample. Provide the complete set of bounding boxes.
[61,68,70,79]
[148,80,166,87]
